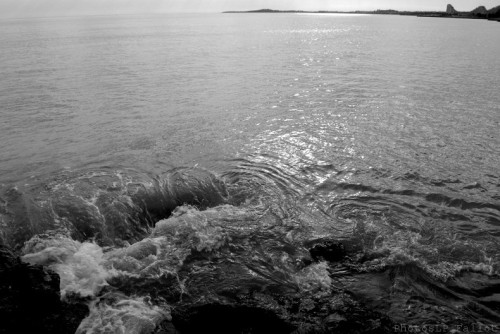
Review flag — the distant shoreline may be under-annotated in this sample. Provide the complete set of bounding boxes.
[223,7,500,22]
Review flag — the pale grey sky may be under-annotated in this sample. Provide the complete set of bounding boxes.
[1,0,498,18]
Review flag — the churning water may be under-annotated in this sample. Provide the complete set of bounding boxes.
[1,13,500,333]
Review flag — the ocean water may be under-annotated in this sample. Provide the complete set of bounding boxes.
[1,13,500,333]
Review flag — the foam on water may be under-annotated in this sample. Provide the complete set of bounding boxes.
[350,217,498,280]
[15,191,500,331]
[76,295,170,334]
[21,233,110,298]
[7,162,499,332]
[105,237,177,278]
[17,203,254,302]
[104,205,244,284]
[153,205,231,252]
[293,261,332,296]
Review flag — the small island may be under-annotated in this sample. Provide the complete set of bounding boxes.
[224,4,500,22]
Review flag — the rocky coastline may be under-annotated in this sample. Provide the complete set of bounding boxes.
[224,4,500,22]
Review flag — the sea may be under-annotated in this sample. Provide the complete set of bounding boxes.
[0,13,499,333]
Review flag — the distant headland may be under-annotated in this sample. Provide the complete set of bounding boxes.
[224,4,500,22]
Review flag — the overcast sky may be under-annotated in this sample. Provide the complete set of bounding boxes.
[1,0,499,18]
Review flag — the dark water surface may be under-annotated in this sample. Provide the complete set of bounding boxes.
[1,13,500,333]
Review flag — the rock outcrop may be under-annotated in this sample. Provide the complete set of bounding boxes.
[471,6,488,15]
[445,4,500,19]
[488,5,500,17]
[446,4,458,14]
[0,245,88,333]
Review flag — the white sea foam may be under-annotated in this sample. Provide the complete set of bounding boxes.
[19,205,238,301]
[105,236,187,279]
[76,296,170,334]
[352,219,497,280]
[106,206,238,280]
[22,234,110,298]
[294,261,332,295]
[153,205,232,252]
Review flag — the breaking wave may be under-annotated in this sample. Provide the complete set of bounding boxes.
[1,162,500,333]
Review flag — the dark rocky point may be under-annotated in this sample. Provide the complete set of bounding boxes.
[0,245,88,334]
[471,6,488,15]
[446,4,458,14]
[308,240,346,262]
